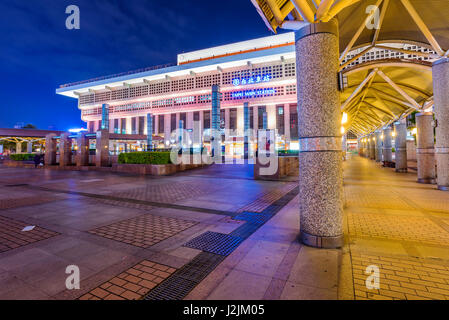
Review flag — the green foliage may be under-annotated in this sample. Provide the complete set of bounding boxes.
[10,153,34,161]
[392,148,396,153]
[278,150,299,155]
[118,152,172,165]
[23,124,37,129]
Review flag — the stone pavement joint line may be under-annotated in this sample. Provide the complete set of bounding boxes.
[0,215,59,253]
[89,214,197,248]
[79,260,176,300]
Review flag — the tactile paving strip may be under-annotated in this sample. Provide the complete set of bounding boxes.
[144,188,299,300]
[233,211,272,224]
[183,231,244,256]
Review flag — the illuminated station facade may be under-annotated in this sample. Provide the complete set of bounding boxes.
[56,33,434,155]
[57,33,299,155]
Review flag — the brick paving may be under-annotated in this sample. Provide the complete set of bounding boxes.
[79,261,176,300]
[237,183,298,213]
[109,180,227,204]
[0,215,59,253]
[348,213,449,246]
[89,214,197,248]
[0,194,59,210]
[352,253,449,300]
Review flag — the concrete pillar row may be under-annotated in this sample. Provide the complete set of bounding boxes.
[433,58,449,191]
[76,132,89,167]
[96,129,110,167]
[375,131,382,162]
[59,133,72,167]
[16,142,22,154]
[44,134,57,165]
[27,142,33,153]
[416,112,436,184]
[295,19,343,249]
[383,127,393,163]
[394,121,408,173]
[369,134,376,160]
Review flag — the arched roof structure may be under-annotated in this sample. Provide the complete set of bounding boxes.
[250,0,449,136]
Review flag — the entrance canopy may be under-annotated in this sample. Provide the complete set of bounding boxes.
[251,0,449,136]
[0,128,65,144]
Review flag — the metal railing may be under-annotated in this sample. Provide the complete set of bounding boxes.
[59,63,176,89]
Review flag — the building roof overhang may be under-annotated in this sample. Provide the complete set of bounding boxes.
[56,42,296,99]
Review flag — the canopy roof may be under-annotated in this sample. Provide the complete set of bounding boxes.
[250,0,449,136]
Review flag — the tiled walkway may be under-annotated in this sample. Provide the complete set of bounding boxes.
[0,164,295,299]
[342,155,449,300]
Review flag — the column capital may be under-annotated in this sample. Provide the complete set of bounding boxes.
[433,57,449,67]
[295,19,338,42]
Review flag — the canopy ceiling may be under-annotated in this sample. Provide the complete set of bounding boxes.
[250,0,449,136]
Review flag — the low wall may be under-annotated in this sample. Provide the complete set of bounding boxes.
[254,155,299,181]
[2,160,36,168]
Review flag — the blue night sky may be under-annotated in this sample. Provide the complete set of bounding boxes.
[0,0,277,130]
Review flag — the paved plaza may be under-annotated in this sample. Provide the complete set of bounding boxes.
[1,157,449,300]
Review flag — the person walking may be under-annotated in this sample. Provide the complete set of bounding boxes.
[33,154,41,168]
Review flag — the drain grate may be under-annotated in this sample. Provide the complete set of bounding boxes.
[143,276,198,300]
[143,252,224,300]
[175,252,225,282]
[183,231,243,256]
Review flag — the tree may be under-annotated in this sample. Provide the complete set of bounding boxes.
[23,124,37,129]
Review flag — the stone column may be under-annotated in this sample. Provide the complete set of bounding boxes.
[96,129,110,167]
[296,19,343,249]
[369,134,375,160]
[394,121,408,172]
[416,112,436,184]
[243,102,250,160]
[383,127,393,163]
[284,103,291,144]
[27,142,33,153]
[76,132,89,166]
[16,142,22,154]
[433,58,449,190]
[44,133,57,165]
[375,131,382,162]
[147,113,153,150]
[59,133,72,167]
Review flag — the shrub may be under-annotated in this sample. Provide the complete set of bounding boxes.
[118,152,172,165]
[10,154,34,161]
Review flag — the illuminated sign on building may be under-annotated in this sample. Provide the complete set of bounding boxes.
[232,74,271,86]
[231,88,275,99]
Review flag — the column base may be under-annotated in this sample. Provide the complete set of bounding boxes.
[418,178,436,184]
[300,231,344,249]
[438,185,449,191]
[395,168,408,173]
